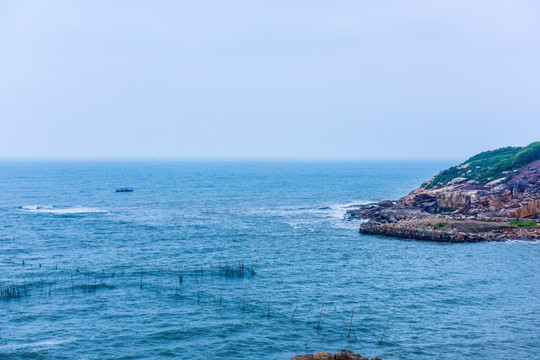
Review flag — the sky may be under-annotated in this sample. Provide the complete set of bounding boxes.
[1,1,539,160]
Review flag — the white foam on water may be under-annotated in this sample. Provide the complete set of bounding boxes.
[496,239,540,244]
[247,200,373,219]
[20,205,109,215]
[249,200,373,231]
[319,200,374,220]
[0,338,72,351]
[21,205,53,211]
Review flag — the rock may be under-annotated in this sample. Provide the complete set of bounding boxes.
[290,352,333,360]
[447,177,468,185]
[291,349,381,360]
[436,191,471,213]
[413,193,436,206]
[505,199,540,218]
[377,200,394,208]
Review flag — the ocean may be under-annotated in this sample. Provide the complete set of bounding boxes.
[0,161,538,359]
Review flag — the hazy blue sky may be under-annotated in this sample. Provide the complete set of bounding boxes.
[1,1,539,159]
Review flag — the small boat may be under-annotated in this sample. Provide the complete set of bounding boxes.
[115,188,134,192]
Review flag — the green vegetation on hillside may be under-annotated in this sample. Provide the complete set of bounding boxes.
[508,220,538,227]
[427,141,540,187]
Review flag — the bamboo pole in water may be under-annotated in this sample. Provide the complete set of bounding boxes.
[291,305,298,322]
[317,305,324,330]
[348,309,354,339]
[379,317,390,345]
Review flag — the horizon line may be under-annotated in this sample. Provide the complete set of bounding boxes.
[0,156,463,162]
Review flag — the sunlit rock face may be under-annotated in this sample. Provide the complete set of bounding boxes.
[395,159,539,219]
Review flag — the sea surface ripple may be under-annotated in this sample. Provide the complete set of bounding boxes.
[0,161,538,359]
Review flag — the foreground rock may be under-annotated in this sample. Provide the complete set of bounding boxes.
[291,349,381,360]
[349,142,540,242]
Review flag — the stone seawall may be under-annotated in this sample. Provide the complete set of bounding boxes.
[360,222,494,242]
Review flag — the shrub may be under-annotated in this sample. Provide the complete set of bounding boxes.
[508,220,538,227]
[427,141,540,187]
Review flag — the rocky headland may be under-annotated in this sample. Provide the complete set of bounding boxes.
[348,142,540,242]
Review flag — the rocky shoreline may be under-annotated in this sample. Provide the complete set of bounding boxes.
[347,145,540,242]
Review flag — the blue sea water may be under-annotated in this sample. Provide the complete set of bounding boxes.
[0,161,538,360]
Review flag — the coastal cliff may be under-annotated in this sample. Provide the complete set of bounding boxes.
[350,142,540,242]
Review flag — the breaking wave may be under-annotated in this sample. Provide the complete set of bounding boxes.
[20,205,109,215]
[246,200,373,231]
[249,200,372,219]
